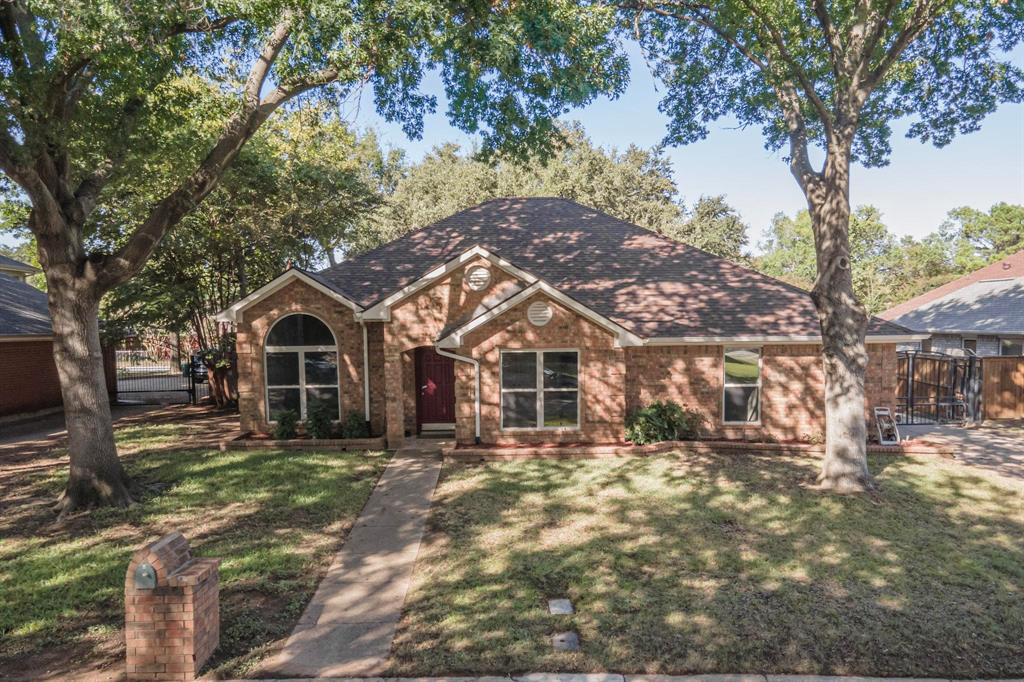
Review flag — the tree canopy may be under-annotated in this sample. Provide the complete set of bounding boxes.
[355,124,749,261]
[98,86,397,348]
[757,202,1024,314]
[623,0,1024,169]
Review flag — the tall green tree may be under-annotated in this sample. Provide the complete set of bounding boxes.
[356,125,749,260]
[100,100,392,352]
[758,206,900,314]
[943,202,1024,270]
[669,195,750,261]
[620,0,1024,491]
[0,1,628,515]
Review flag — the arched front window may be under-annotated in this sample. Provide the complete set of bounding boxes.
[265,314,339,421]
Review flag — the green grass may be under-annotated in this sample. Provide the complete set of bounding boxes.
[0,423,389,678]
[391,452,1024,678]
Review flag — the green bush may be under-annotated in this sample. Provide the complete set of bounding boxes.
[340,412,369,439]
[306,400,336,439]
[273,409,299,440]
[625,401,705,445]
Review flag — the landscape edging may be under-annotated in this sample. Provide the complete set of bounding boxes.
[219,431,387,451]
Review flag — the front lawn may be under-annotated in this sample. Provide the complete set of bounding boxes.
[0,420,388,678]
[391,452,1024,678]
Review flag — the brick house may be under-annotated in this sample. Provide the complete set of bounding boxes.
[217,198,922,447]
[0,255,116,417]
[878,249,1024,356]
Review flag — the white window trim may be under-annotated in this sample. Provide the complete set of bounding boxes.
[264,314,341,423]
[500,349,580,431]
[722,345,762,426]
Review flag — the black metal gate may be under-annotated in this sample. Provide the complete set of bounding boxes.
[113,337,209,405]
[895,351,982,425]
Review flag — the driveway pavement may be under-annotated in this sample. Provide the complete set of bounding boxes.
[901,421,1024,485]
[0,404,238,472]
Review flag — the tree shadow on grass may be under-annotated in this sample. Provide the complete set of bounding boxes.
[392,452,1024,678]
[0,446,388,679]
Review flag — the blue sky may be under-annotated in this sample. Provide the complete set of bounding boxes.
[347,43,1024,253]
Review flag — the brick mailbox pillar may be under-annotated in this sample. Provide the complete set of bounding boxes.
[125,532,221,681]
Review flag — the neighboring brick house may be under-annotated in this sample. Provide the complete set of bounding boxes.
[218,198,922,447]
[879,249,1024,357]
[0,255,116,417]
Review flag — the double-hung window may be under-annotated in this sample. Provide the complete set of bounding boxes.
[501,350,579,429]
[722,347,761,423]
[265,314,340,422]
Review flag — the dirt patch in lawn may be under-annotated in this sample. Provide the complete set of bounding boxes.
[391,451,1024,678]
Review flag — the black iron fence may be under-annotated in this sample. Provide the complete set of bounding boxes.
[895,351,982,425]
[114,339,209,405]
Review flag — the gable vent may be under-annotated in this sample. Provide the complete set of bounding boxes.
[527,300,553,327]
[466,266,491,291]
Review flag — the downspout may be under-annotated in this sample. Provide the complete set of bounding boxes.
[434,346,481,444]
[360,321,371,429]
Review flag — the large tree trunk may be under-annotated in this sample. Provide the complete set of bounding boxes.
[807,144,873,493]
[45,263,133,517]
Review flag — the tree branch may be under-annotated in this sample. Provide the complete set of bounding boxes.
[0,128,64,232]
[96,17,311,292]
[863,0,941,91]
[624,2,768,70]
[72,97,145,221]
[625,2,821,189]
[730,0,834,138]
[812,0,845,82]
[244,15,293,105]
[0,1,28,75]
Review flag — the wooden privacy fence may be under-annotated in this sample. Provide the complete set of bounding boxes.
[982,356,1024,420]
[896,351,1024,423]
[895,351,980,424]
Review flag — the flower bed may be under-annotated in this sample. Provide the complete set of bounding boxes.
[219,431,387,451]
[444,438,955,461]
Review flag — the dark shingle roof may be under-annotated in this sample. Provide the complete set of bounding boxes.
[888,277,1024,334]
[318,198,911,339]
[0,272,51,336]
[0,253,38,274]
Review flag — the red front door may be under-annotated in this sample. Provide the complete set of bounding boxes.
[415,347,456,429]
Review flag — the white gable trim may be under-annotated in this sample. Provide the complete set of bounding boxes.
[436,281,644,349]
[357,246,538,322]
[215,269,362,323]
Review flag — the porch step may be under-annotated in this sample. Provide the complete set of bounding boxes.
[417,429,455,439]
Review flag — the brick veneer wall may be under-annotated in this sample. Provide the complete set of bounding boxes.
[458,293,624,445]
[0,340,63,415]
[125,532,220,681]
[231,264,900,446]
[626,342,898,443]
[235,279,373,434]
[383,258,527,446]
[0,339,117,417]
[865,342,899,420]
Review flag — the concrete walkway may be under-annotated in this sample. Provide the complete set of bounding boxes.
[268,440,445,677]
